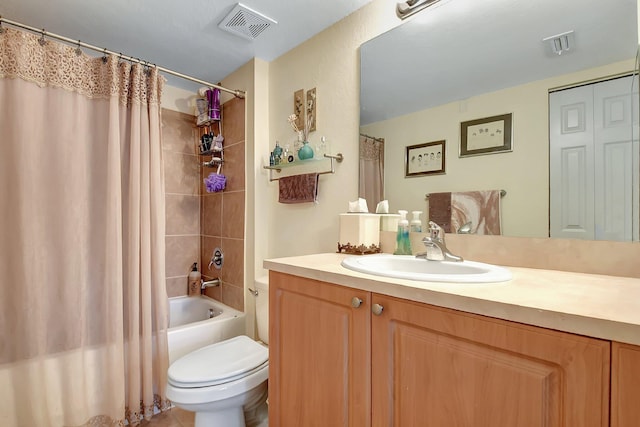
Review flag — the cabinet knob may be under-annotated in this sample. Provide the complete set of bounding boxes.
[372,303,384,316]
[351,297,363,308]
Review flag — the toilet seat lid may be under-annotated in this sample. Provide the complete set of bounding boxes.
[168,335,268,388]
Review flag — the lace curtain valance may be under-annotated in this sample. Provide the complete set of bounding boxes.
[0,27,163,106]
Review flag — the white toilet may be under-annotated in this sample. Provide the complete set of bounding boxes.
[166,277,270,427]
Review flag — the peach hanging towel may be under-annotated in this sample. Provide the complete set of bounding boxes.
[278,173,319,204]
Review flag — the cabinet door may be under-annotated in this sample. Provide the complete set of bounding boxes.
[371,294,610,427]
[269,272,371,426]
[612,342,640,427]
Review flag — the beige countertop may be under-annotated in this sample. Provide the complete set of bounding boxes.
[264,253,640,346]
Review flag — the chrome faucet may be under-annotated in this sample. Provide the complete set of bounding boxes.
[457,221,473,234]
[201,278,221,293]
[416,221,463,262]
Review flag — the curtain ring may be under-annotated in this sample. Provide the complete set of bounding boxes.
[101,48,108,63]
[38,29,46,46]
[75,40,82,56]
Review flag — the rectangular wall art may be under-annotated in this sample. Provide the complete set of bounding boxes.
[460,113,513,157]
[405,140,446,177]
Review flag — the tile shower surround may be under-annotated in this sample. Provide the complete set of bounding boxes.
[162,98,246,311]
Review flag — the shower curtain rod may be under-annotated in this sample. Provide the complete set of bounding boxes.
[359,133,385,143]
[0,16,246,99]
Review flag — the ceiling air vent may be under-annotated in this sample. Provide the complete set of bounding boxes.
[219,3,277,41]
[543,30,575,56]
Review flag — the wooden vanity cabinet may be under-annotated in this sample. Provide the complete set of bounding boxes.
[269,272,612,426]
[372,294,610,427]
[269,272,371,426]
[611,342,640,427]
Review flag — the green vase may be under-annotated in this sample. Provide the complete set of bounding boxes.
[298,141,314,160]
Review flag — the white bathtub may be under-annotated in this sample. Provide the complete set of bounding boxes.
[167,295,245,364]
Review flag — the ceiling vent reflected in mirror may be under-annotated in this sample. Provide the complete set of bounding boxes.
[397,0,443,20]
[219,3,277,41]
[543,30,575,55]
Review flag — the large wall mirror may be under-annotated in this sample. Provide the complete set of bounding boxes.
[359,0,639,240]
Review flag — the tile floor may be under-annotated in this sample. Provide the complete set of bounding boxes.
[140,407,270,427]
[139,408,194,427]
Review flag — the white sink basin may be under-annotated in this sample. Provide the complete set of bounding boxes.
[341,254,512,283]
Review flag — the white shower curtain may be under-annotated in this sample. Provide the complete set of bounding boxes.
[0,28,169,426]
[359,134,385,212]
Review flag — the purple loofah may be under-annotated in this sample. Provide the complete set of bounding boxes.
[204,173,226,193]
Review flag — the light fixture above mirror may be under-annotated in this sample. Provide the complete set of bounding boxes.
[396,0,443,20]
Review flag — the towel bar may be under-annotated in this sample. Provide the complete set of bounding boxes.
[425,189,506,199]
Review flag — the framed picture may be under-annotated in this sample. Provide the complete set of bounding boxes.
[405,140,446,177]
[460,113,513,157]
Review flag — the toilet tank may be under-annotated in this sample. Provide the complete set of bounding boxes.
[255,276,269,345]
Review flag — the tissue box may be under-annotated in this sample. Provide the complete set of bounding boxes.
[379,214,401,232]
[339,213,380,249]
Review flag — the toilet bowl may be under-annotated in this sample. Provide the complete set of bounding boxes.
[166,277,270,427]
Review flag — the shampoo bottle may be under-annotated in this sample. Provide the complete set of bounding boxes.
[394,210,412,255]
[410,211,423,233]
[188,262,201,296]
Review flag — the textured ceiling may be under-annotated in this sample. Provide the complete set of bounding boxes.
[0,0,374,90]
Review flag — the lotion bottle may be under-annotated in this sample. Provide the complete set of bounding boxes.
[410,211,423,233]
[394,210,412,255]
[188,262,201,296]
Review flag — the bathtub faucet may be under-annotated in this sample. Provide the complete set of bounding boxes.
[201,278,221,293]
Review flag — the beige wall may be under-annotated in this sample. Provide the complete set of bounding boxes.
[163,85,196,114]
[262,0,399,260]
[362,59,635,238]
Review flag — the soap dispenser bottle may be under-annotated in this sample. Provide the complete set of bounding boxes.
[410,211,423,233]
[394,210,412,255]
[188,262,201,296]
